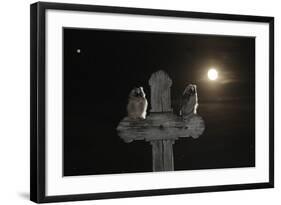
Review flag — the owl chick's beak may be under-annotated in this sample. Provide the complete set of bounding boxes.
[190,86,195,94]
[135,90,141,97]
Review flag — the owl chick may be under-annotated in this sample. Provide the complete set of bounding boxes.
[127,87,148,119]
[180,84,198,119]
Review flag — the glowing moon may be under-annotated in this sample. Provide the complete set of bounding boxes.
[208,68,218,81]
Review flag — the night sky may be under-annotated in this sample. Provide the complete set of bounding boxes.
[63,28,255,176]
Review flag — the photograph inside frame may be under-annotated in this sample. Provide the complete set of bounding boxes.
[63,27,255,176]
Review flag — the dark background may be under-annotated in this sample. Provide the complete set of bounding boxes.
[63,28,255,176]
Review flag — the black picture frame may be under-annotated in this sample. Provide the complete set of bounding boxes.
[30,2,274,203]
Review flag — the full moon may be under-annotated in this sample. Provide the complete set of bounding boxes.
[208,68,218,81]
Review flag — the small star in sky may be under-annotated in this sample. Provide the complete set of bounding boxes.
[76,49,81,53]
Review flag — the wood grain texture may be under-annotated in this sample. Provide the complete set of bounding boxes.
[149,70,173,112]
[163,140,174,171]
[117,113,205,143]
[150,141,164,171]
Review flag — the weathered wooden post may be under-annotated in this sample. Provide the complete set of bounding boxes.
[117,70,205,172]
[149,70,173,113]
[149,70,174,171]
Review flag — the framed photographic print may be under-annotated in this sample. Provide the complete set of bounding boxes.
[30,2,274,203]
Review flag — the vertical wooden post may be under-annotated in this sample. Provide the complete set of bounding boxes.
[150,141,164,171]
[150,140,174,171]
[149,70,173,112]
[149,70,174,171]
[163,140,174,170]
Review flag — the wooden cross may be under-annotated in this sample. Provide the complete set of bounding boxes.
[117,70,205,172]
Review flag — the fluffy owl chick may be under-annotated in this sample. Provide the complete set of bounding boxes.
[127,87,148,119]
[180,84,198,119]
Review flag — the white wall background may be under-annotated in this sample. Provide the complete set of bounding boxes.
[0,0,279,204]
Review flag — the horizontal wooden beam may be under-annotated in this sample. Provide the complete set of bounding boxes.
[117,113,205,143]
